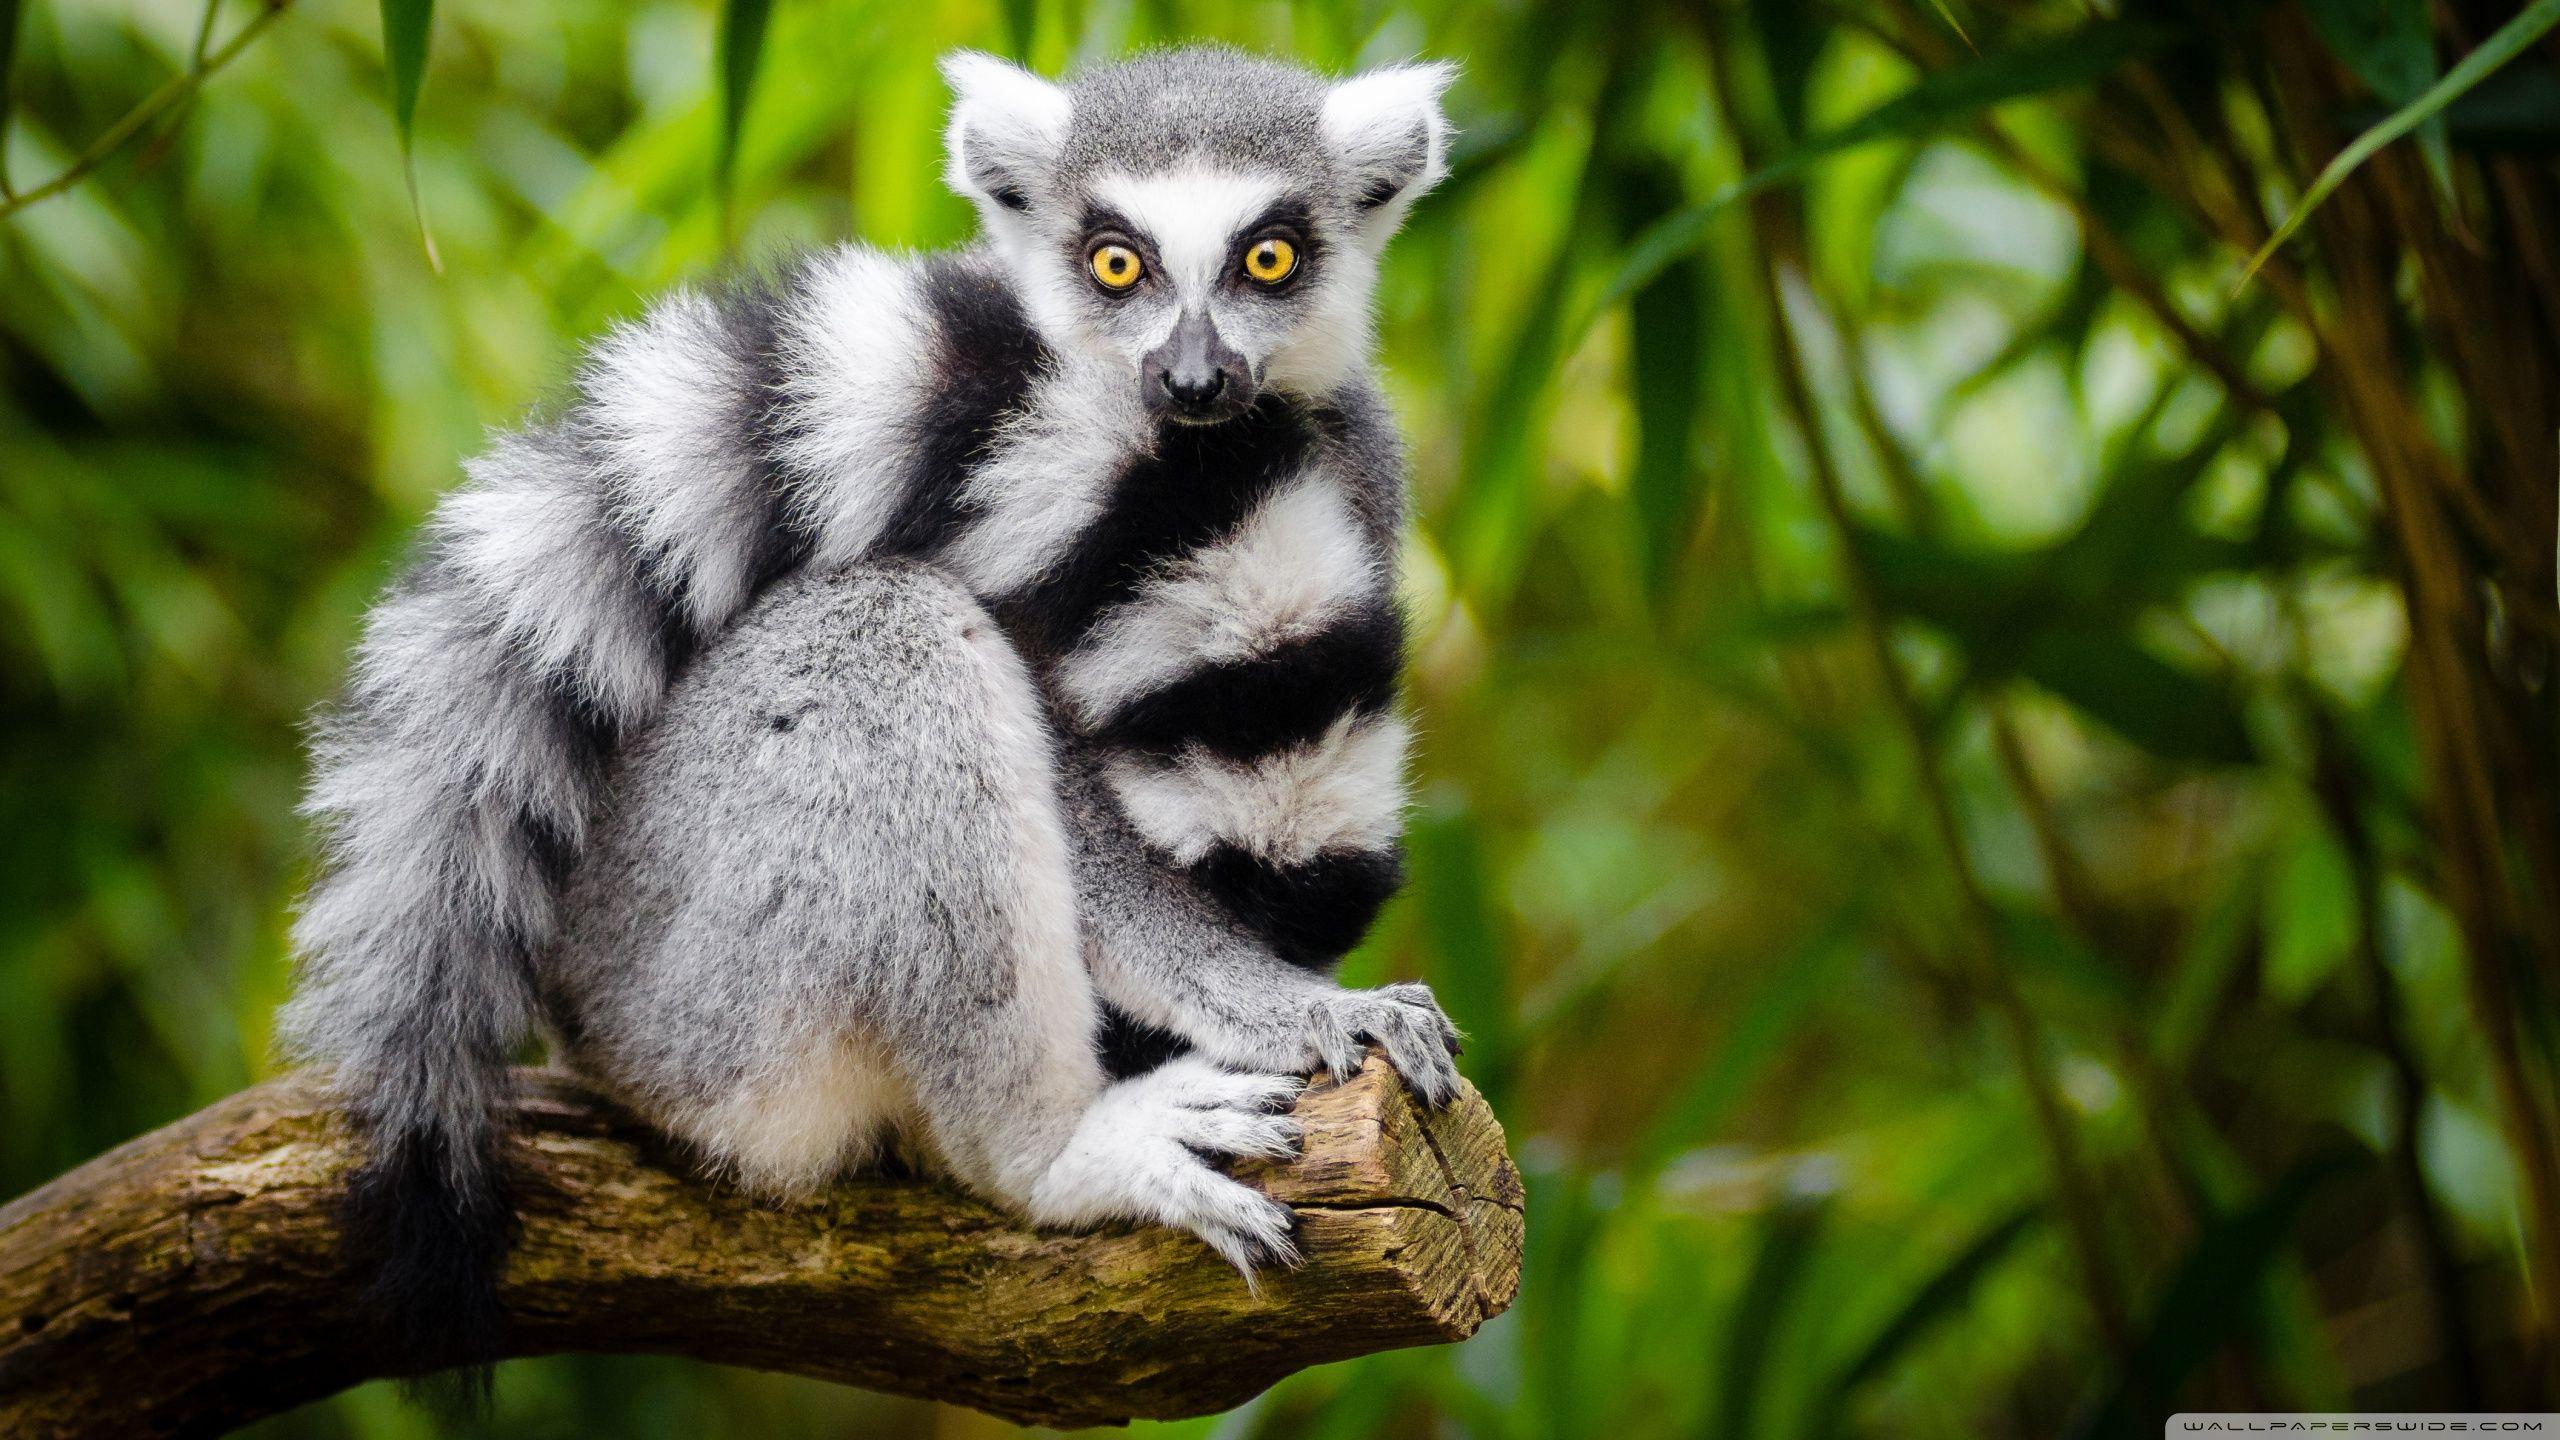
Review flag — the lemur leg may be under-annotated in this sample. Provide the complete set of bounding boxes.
[1062,764,1464,1107]
[545,562,1300,1269]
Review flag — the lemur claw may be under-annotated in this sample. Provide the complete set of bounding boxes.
[1302,981,1465,1110]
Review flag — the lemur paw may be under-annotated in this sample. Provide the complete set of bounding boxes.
[1031,1057,1304,1277]
[1305,982,1464,1110]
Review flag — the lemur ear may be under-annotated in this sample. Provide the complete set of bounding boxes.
[1321,61,1458,238]
[940,50,1071,217]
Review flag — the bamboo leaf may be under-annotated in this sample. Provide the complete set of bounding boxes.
[715,0,775,228]
[2244,0,2560,285]
[999,0,1036,61]
[1613,158,1710,604]
[1805,1204,2045,1438]
[2070,1153,2360,1438]
[377,0,439,269]
[1857,527,2260,766]
[2015,626,2257,766]
[1925,0,1976,54]
[1716,1190,1832,1440]
[1408,811,1517,1108]
[0,0,23,193]
[1579,18,2176,333]
[1633,924,1855,1177]
[1749,0,1827,141]
[2301,0,2455,203]
[2421,62,2560,148]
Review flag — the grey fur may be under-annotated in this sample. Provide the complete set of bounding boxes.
[281,44,1461,1332]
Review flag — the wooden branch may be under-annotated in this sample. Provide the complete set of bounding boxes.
[0,1055,1521,1438]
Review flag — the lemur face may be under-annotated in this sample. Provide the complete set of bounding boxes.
[942,47,1455,421]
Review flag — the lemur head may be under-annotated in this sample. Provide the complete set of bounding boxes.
[941,45,1455,423]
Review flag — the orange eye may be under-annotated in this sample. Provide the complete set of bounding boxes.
[1242,236,1298,284]
[1090,244,1144,290]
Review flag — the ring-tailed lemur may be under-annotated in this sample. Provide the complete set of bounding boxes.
[279,44,1461,1388]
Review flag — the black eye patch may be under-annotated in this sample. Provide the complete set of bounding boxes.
[1239,198,1316,241]
[1077,201,1140,237]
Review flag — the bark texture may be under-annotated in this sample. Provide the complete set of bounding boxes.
[0,1053,1521,1437]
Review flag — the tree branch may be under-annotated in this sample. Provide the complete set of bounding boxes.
[0,1054,1522,1438]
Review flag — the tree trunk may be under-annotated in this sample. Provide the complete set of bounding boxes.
[0,1054,1521,1438]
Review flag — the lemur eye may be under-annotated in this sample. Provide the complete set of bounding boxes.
[1089,244,1144,291]
[1242,236,1298,285]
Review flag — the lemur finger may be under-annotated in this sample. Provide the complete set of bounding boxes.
[1379,981,1466,1057]
[1175,1107,1303,1162]
[1142,1057,1302,1115]
[1308,1004,1366,1082]
[1202,1070,1304,1116]
[1172,1169,1302,1281]
[1378,1012,1461,1110]
[1431,1006,1465,1057]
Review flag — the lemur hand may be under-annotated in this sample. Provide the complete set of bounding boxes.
[1303,982,1464,1110]
[1032,1057,1306,1276]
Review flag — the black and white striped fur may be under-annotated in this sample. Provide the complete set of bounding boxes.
[279,44,1460,1390]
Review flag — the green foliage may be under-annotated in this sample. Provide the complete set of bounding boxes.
[0,0,21,173]
[713,0,772,215]
[2071,1153,2359,1438]
[377,0,438,262]
[2247,0,2560,279]
[1,0,2549,1436]
[2300,0,2454,199]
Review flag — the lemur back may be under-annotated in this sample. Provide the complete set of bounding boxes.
[281,44,1460,1396]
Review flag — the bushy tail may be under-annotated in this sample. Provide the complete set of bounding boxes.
[340,1051,524,1406]
[281,621,563,1406]
[278,261,819,1403]
[284,915,538,1406]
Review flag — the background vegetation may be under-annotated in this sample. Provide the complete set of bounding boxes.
[7,0,2560,1434]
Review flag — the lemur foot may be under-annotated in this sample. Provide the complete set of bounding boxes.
[1030,1056,1305,1277]
[1305,982,1464,1110]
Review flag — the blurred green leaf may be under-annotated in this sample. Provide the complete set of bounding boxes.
[1749,0,1827,142]
[1855,428,2267,766]
[0,0,21,185]
[1868,547,2260,759]
[1583,18,2178,331]
[2153,861,2261,1065]
[379,0,433,137]
[1520,1165,1609,1440]
[2246,0,2560,282]
[2301,0,2454,201]
[1409,811,1517,1106]
[2071,1152,2360,1438]
[2264,822,2356,1004]
[2013,625,2256,765]
[2418,61,2560,149]
[998,0,1035,60]
[1635,925,1855,1177]
[1612,159,1710,605]
[1717,1189,1832,1440]
[378,0,438,268]
[1807,1203,2045,1438]
[1445,119,1604,595]
[716,0,775,220]
[1924,0,1975,52]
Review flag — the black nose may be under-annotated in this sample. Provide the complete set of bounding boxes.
[1160,367,1227,411]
